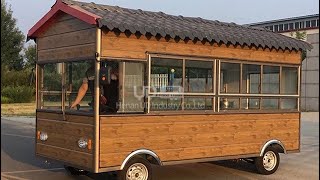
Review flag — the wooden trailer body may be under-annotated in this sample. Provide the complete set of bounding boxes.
[28,0,311,176]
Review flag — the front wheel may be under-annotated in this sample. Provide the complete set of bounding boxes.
[255,146,280,175]
[118,157,152,180]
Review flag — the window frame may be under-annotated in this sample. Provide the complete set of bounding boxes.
[217,59,300,112]
[147,54,216,113]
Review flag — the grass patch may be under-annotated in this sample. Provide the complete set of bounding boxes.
[1,102,36,116]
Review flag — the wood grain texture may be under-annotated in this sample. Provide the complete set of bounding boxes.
[36,118,94,154]
[99,113,299,167]
[37,143,93,169]
[37,111,94,124]
[37,28,96,50]
[38,43,96,62]
[35,112,94,169]
[38,13,95,37]
[101,31,301,64]
[36,13,96,62]
[37,118,94,138]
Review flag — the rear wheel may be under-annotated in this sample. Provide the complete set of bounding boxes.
[118,157,152,180]
[255,146,280,175]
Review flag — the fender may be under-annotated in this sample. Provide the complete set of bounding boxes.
[260,139,287,156]
[120,149,162,170]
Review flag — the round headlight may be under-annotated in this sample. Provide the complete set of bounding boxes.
[78,138,88,149]
[39,132,48,141]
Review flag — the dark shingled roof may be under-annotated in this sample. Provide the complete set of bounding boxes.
[62,0,312,51]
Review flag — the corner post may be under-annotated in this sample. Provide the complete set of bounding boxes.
[94,27,101,173]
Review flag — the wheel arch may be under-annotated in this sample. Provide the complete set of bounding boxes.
[120,149,162,170]
[260,139,287,156]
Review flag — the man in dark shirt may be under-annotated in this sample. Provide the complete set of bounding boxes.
[103,69,119,113]
[70,66,119,114]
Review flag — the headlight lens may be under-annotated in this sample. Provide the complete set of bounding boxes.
[78,138,88,149]
[39,132,48,141]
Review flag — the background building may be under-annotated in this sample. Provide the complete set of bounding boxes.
[248,14,319,111]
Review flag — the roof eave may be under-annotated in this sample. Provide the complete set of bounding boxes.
[27,0,101,40]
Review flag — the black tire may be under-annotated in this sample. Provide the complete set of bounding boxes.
[117,157,152,180]
[64,165,87,176]
[255,146,280,175]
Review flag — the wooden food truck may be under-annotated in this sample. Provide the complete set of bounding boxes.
[27,0,312,179]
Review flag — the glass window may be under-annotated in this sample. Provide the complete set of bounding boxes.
[220,62,240,93]
[281,67,298,94]
[185,60,213,93]
[289,23,294,30]
[262,66,280,94]
[65,61,93,111]
[220,97,240,110]
[311,20,317,27]
[279,24,284,31]
[300,21,305,29]
[184,97,213,110]
[119,62,145,112]
[40,63,62,109]
[150,96,182,111]
[269,25,274,31]
[151,58,182,93]
[294,22,299,29]
[280,98,298,110]
[241,98,260,110]
[262,98,279,109]
[242,64,261,94]
[274,25,279,32]
[306,21,311,28]
[317,19,319,27]
[284,24,289,31]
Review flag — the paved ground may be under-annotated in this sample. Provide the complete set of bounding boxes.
[1,113,319,180]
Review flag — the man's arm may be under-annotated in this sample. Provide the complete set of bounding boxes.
[70,82,88,108]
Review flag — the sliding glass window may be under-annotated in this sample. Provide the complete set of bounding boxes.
[185,60,213,93]
[218,60,299,112]
[220,62,240,94]
[39,63,63,110]
[149,56,215,112]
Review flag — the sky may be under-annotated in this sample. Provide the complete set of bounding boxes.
[5,0,320,43]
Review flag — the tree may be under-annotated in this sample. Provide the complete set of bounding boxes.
[24,44,36,69]
[290,31,307,60]
[1,0,25,70]
[294,31,307,41]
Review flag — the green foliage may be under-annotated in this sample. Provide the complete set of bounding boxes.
[1,86,35,103]
[1,0,25,70]
[295,31,307,40]
[43,72,62,91]
[291,31,307,60]
[1,96,13,104]
[1,67,34,87]
[24,44,36,69]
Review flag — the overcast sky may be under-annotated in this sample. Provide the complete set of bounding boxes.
[6,0,320,40]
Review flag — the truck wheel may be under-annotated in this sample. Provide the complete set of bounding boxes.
[118,157,152,180]
[64,165,87,176]
[255,146,280,175]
